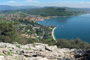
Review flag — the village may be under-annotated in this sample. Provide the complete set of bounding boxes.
[0,12,51,22]
[0,12,55,42]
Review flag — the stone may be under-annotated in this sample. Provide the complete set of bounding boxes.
[29,57,48,60]
[0,56,5,60]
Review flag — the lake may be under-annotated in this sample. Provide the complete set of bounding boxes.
[37,14,90,43]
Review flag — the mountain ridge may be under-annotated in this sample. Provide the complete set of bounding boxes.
[0,5,90,11]
[0,5,41,11]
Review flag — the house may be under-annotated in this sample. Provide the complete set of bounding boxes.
[33,27,40,29]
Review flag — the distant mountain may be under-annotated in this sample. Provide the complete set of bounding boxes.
[0,5,16,10]
[0,5,90,15]
[63,7,90,12]
[43,6,90,12]
[0,5,41,11]
[0,5,90,12]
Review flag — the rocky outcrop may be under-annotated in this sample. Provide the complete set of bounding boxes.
[0,42,86,60]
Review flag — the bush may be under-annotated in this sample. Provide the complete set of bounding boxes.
[55,38,90,50]
[0,21,23,43]
[55,39,71,48]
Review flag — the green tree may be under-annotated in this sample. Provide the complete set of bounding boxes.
[0,22,17,43]
[56,39,71,48]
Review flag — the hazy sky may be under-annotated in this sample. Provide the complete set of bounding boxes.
[0,0,90,8]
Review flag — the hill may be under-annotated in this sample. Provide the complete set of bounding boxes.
[19,7,74,16]
[17,7,90,16]
[0,5,90,16]
[0,5,40,11]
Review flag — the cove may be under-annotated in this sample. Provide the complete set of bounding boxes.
[37,14,90,43]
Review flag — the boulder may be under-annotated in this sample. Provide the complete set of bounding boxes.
[0,56,5,60]
[29,57,48,60]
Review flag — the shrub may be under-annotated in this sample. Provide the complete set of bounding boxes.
[55,38,90,50]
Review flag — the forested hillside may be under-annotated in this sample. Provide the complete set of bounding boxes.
[19,7,75,16]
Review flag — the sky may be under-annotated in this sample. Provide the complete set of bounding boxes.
[0,0,90,8]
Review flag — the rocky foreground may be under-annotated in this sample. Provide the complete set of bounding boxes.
[0,42,87,60]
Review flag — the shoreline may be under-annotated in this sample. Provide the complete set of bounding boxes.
[52,27,57,42]
[36,13,90,22]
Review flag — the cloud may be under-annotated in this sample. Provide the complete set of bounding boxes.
[26,0,39,2]
[80,1,90,4]
[80,1,84,3]
[87,2,90,3]
[9,1,16,3]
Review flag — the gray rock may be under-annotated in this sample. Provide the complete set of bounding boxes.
[0,42,87,60]
[0,56,5,60]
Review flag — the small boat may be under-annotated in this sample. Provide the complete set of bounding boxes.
[62,25,63,27]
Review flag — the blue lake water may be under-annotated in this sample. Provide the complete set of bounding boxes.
[37,14,90,42]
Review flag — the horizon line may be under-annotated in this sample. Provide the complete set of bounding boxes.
[0,5,90,9]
